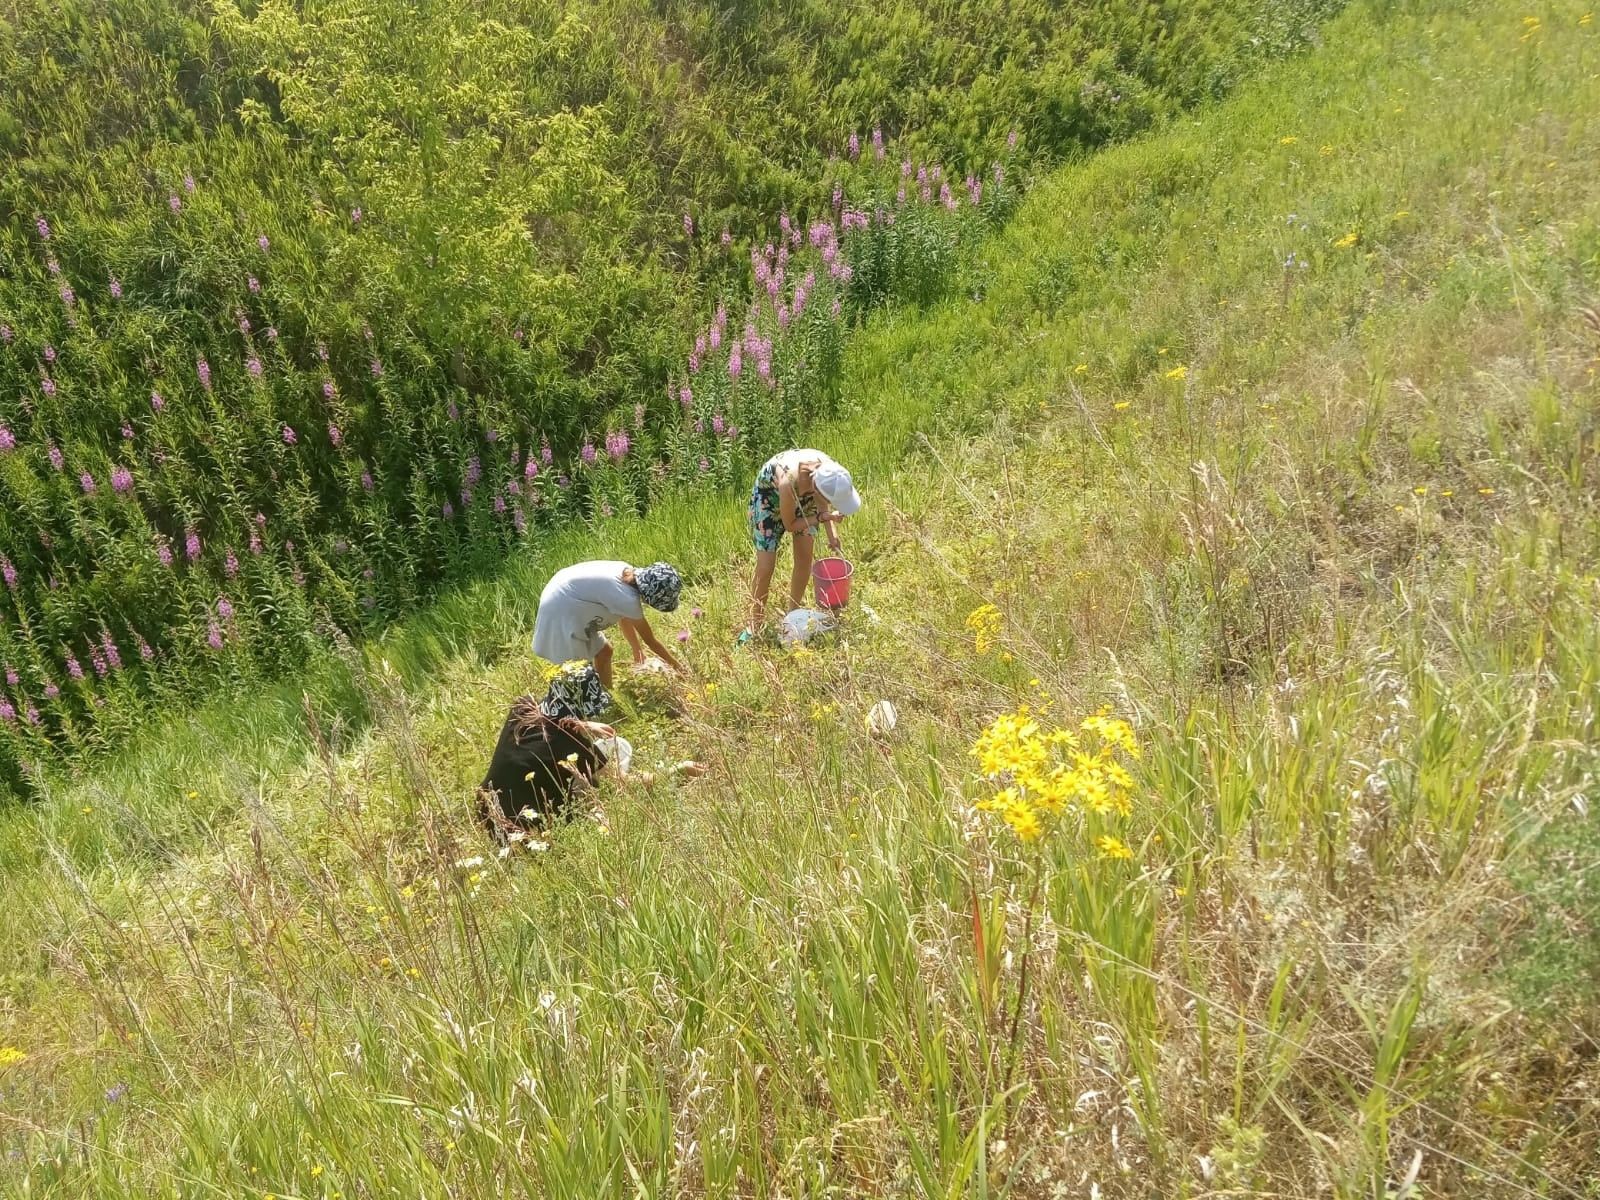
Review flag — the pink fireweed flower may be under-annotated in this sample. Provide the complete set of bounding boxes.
[689,351,701,373]
[580,441,596,464]
[0,427,13,452]
[43,678,58,697]
[47,257,61,277]
[109,275,123,299]
[184,172,196,193]
[940,181,955,210]
[676,629,690,644]
[248,529,262,554]
[246,356,263,379]
[695,334,707,357]
[465,455,481,486]
[494,495,507,514]
[323,379,336,400]
[360,471,374,492]
[156,539,174,567]
[207,623,223,650]
[896,184,906,205]
[247,275,261,294]
[698,457,710,473]
[0,557,15,588]
[968,175,982,205]
[47,445,63,471]
[258,234,270,252]
[848,132,860,160]
[67,655,84,680]
[0,325,11,343]
[679,384,692,409]
[524,458,538,480]
[328,423,342,447]
[216,596,233,620]
[831,297,842,318]
[224,551,239,577]
[709,324,721,350]
[40,376,56,397]
[35,216,51,240]
[683,212,694,237]
[606,432,630,460]
[1008,128,1019,150]
[185,529,201,560]
[197,358,211,391]
[169,194,182,212]
[513,508,527,533]
[254,511,267,527]
[91,650,108,677]
[316,341,329,362]
[726,424,739,441]
[237,312,251,334]
[138,638,154,661]
[441,500,454,519]
[728,345,742,379]
[150,390,165,412]
[994,162,1005,185]
[720,228,731,247]
[541,440,552,465]
[777,305,790,330]
[3,667,15,687]
[281,424,296,445]
[265,326,278,341]
[121,423,134,440]
[369,358,383,378]
[832,184,843,209]
[102,633,122,671]
[111,466,133,493]
[59,284,76,308]
[711,414,725,435]
[901,158,912,177]
[872,127,884,159]
[350,206,362,223]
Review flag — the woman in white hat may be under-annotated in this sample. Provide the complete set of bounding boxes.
[741,448,862,642]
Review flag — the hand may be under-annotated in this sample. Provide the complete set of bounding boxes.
[670,761,708,779]
[583,721,616,739]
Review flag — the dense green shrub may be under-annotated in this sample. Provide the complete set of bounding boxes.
[0,0,1342,789]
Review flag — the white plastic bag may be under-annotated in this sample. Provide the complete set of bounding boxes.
[778,608,835,647]
[594,734,634,777]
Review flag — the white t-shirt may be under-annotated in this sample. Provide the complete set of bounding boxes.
[531,560,643,664]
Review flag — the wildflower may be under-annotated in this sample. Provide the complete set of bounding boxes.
[104,1082,129,1104]
[0,325,10,343]
[247,356,264,379]
[711,414,725,435]
[872,126,884,158]
[728,345,742,379]
[111,466,133,494]
[351,206,362,223]
[370,358,383,378]
[524,458,538,480]
[186,528,201,560]
[465,455,482,486]
[606,431,630,460]
[1113,401,1131,411]
[1279,135,1298,145]
[580,440,596,464]
[847,131,860,160]
[442,500,454,519]
[197,358,212,390]
[0,1047,26,1067]
[224,551,239,577]
[91,649,108,677]
[1095,835,1135,861]
[1333,231,1359,249]
[156,538,174,567]
[683,212,694,237]
[79,472,96,495]
[217,597,234,620]
[328,422,342,447]
[169,193,181,212]
[965,603,1003,654]
[206,623,223,650]
[138,638,154,661]
[257,233,270,252]
[698,457,710,473]
[1165,365,1188,381]
[0,427,12,453]
[0,701,12,723]
[494,495,507,514]
[3,667,14,687]
[720,227,731,247]
[150,390,165,412]
[59,284,76,308]
[67,655,84,680]
[676,629,690,644]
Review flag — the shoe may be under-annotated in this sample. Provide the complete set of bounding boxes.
[735,629,755,648]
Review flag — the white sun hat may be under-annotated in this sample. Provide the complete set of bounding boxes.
[813,458,862,517]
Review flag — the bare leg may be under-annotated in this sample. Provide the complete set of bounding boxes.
[593,640,614,689]
[750,549,778,631]
[789,530,815,610]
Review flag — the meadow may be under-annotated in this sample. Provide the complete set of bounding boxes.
[2,0,1599,1197]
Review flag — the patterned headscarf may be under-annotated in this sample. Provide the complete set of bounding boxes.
[633,561,682,612]
[539,663,611,721]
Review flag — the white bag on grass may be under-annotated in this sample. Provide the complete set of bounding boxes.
[778,608,835,647]
[594,734,634,776]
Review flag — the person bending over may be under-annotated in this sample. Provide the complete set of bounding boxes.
[532,559,684,687]
[742,448,861,642]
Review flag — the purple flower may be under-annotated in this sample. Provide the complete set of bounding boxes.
[156,539,174,567]
[1,667,12,687]
[281,424,297,445]
[224,551,239,577]
[676,628,690,644]
[323,379,336,400]
[40,377,56,398]
[104,1082,129,1104]
[328,423,342,447]
[248,530,262,555]
[709,324,721,351]
[698,457,710,473]
[109,275,123,300]
[316,341,329,362]
[524,458,539,480]
[369,358,383,378]
[169,193,182,212]
[185,528,201,561]
[557,473,570,489]
[831,297,843,318]
[360,470,374,492]
[581,441,597,464]
[111,466,133,494]
[217,596,234,620]
[138,638,154,662]
[485,427,499,443]
[441,500,454,519]
[46,257,61,277]
[237,312,251,334]
[872,127,884,158]
[258,234,270,252]
[493,495,507,514]
[0,700,14,723]
[720,228,731,247]
[91,650,108,678]
[59,284,76,308]
[1008,128,1019,151]
[350,206,362,223]
[121,423,134,440]
[255,511,267,527]
[45,444,63,471]
[184,172,196,193]
[102,632,122,671]
[0,325,11,343]
[197,358,211,391]
[711,414,725,435]
[35,216,51,240]
[848,132,860,160]
[447,401,459,422]
[679,385,693,409]
[728,346,742,379]
[459,486,473,507]
[266,326,278,341]
[150,390,165,412]
[0,427,13,453]
[247,357,265,383]
[606,431,630,460]
[465,455,482,486]
[693,419,704,434]
[67,655,84,680]
[513,508,527,534]
[43,681,59,699]
[994,162,1005,185]
[26,706,40,725]
[541,441,552,465]
[206,623,223,650]
[727,424,739,441]
[777,305,790,330]
[683,212,694,237]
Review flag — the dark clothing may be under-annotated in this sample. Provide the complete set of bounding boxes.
[478,698,604,832]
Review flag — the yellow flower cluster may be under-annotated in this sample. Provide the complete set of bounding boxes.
[970,706,1141,847]
[0,1046,27,1067]
[965,603,1003,655]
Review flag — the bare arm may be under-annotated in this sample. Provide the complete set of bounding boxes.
[620,616,685,674]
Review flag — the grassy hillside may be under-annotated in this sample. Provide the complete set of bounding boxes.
[3,0,1599,1196]
[0,0,1333,783]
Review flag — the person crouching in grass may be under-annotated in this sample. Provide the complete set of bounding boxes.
[532,559,685,687]
[477,663,703,839]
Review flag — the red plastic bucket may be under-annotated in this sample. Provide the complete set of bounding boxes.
[812,557,853,610]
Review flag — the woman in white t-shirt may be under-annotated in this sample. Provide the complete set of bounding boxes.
[742,449,862,641]
[532,559,685,687]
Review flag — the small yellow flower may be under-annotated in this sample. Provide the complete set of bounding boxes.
[310,1165,324,1179]
[1319,144,1334,156]
[1580,12,1593,27]
[1392,209,1410,219]
[1278,135,1298,146]
[1164,365,1187,381]
[1113,401,1131,410]
[186,790,198,799]
[1413,485,1428,496]
[1333,231,1359,249]
[400,886,414,900]
[1479,486,1496,495]
[1095,835,1135,861]
[80,805,93,814]
[407,967,420,978]
[1074,363,1088,374]
[1441,489,1454,497]
[0,1046,27,1067]
[379,956,392,969]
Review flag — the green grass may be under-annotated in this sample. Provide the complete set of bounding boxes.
[3,1,1599,1196]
